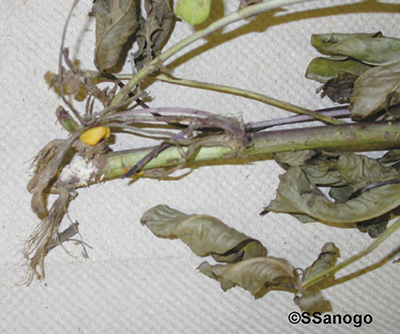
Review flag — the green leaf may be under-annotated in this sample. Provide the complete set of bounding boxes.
[93,0,139,71]
[350,61,400,120]
[311,32,400,66]
[141,205,267,262]
[198,257,298,299]
[175,0,211,26]
[305,57,373,83]
[311,32,383,54]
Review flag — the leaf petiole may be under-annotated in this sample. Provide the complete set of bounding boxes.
[300,217,400,291]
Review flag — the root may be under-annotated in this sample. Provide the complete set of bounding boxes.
[23,188,74,285]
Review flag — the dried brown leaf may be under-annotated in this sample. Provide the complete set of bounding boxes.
[350,61,400,120]
[141,204,267,262]
[294,243,340,313]
[93,0,139,71]
[44,70,88,101]
[265,165,400,225]
[133,0,175,70]
[198,257,298,299]
[317,71,359,104]
[302,242,340,284]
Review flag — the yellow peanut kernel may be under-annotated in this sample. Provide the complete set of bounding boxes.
[79,126,110,146]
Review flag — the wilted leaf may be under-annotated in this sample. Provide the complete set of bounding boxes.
[316,71,359,104]
[327,153,399,224]
[379,149,400,168]
[265,161,400,225]
[141,205,267,262]
[311,32,383,53]
[356,214,390,238]
[305,57,373,83]
[175,0,211,26]
[294,242,339,313]
[336,153,398,188]
[274,150,317,168]
[133,0,175,70]
[302,242,340,283]
[275,151,400,201]
[350,61,400,120]
[93,0,139,71]
[311,32,400,66]
[294,292,332,313]
[56,106,80,134]
[328,186,352,203]
[198,257,298,299]
[275,151,344,187]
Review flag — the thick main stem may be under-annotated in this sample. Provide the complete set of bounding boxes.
[98,121,400,182]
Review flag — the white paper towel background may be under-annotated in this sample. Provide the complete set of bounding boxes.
[1,0,400,333]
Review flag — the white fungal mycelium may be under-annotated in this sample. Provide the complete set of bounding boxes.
[59,155,100,187]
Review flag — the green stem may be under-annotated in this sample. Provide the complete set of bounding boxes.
[110,0,316,108]
[300,217,400,291]
[100,121,400,181]
[153,74,344,125]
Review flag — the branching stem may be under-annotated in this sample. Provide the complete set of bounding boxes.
[110,0,315,107]
[153,74,345,125]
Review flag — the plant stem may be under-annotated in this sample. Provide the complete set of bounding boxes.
[300,217,400,291]
[98,121,400,181]
[153,74,345,125]
[247,106,350,131]
[110,0,316,108]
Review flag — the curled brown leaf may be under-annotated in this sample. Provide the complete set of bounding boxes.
[198,257,298,299]
[265,152,400,226]
[141,204,267,262]
[133,0,175,70]
[294,242,340,313]
[350,61,400,120]
[93,0,140,71]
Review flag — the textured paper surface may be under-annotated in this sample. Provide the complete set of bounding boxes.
[1,0,400,333]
